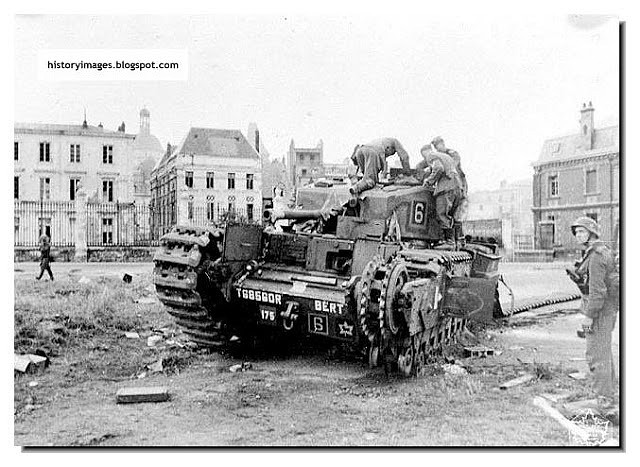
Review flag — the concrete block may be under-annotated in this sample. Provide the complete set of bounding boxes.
[116,386,170,404]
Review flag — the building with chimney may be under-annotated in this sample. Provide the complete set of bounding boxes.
[150,127,262,237]
[532,102,619,253]
[288,139,324,187]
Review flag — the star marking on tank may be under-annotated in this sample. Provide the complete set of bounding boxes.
[338,321,354,337]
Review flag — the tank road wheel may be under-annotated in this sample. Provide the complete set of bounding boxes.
[379,259,409,335]
[358,256,385,344]
[397,341,414,377]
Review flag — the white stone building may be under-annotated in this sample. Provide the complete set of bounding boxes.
[150,127,262,236]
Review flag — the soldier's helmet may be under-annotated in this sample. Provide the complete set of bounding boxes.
[571,216,601,238]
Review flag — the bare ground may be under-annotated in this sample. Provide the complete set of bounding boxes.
[14,263,620,447]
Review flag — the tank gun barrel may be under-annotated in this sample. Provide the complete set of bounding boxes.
[263,208,327,222]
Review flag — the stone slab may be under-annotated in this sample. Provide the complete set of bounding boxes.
[116,386,170,404]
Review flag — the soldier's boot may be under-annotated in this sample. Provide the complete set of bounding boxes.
[454,222,465,247]
[435,229,456,250]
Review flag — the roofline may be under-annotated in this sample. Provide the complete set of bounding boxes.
[542,124,619,143]
[15,124,135,139]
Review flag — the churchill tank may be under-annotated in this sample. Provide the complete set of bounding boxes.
[153,177,503,375]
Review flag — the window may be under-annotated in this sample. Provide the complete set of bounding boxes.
[69,178,81,201]
[228,173,235,190]
[39,177,51,200]
[14,176,19,200]
[14,216,20,239]
[102,145,113,164]
[301,168,307,176]
[228,202,235,213]
[185,171,194,188]
[39,142,50,162]
[246,173,254,190]
[206,172,215,189]
[188,201,193,220]
[102,180,114,202]
[207,201,215,221]
[586,212,598,224]
[70,144,81,163]
[585,169,598,194]
[548,175,559,197]
[247,203,254,222]
[14,142,18,161]
[102,218,113,244]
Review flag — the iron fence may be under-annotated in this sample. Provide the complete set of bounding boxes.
[14,200,76,247]
[86,202,158,247]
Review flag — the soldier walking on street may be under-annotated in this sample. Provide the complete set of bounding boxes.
[569,217,619,406]
[432,136,467,243]
[35,233,54,281]
[349,137,412,203]
[418,144,462,248]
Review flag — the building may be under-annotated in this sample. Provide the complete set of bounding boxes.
[288,139,324,187]
[324,158,356,181]
[467,179,534,249]
[14,118,136,204]
[131,108,165,204]
[150,127,262,237]
[532,102,619,253]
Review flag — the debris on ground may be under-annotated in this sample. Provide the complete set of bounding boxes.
[533,396,592,444]
[568,372,587,380]
[147,359,164,374]
[500,373,536,389]
[464,346,496,358]
[136,297,157,305]
[28,381,39,387]
[442,363,467,375]
[78,276,91,284]
[147,335,163,347]
[15,354,49,374]
[122,274,132,283]
[116,386,170,404]
[124,332,140,339]
[540,392,573,403]
[229,362,253,373]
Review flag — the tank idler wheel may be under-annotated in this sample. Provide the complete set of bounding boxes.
[379,260,409,336]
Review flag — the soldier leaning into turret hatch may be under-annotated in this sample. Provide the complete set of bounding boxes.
[431,136,467,243]
[417,144,462,249]
[348,137,412,206]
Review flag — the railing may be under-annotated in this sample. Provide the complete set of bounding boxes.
[14,200,159,248]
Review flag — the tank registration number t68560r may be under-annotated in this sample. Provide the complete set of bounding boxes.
[236,288,282,305]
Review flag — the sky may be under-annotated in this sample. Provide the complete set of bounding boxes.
[14,14,619,190]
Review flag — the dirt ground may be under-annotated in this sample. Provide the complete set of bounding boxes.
[13,262,621,447]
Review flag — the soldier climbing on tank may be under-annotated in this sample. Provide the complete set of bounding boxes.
[348,137,412,206]
[432,136,467,244]
[569,217,619,411]
[419,144,461,249]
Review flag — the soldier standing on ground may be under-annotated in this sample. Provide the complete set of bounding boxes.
[418,144,462,248]
[570,217,619,406]
[432,136,467,243]
[35,234,54,281]
[349,137,412,200]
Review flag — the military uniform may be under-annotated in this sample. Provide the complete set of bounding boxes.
[571,218,619,399]
[420,146,461,245]
[432,137,467,242]
[351,137,411,195]
[36,234,54,281]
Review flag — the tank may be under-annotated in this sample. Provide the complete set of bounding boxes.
[153,178,503,375]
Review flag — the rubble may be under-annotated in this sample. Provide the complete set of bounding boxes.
[124,332,140,339]
[116,386,170,404]
[78,276,91,284]
[136,297,157,305]
[464,346,495,358]
[568,372,587,380]
[500,373,536,389]
[122,274,132,283]
[442,363,467,375]
[14,354,48,374]
[229,362,253,373]
[147,335,163,347]
[147,359,164,374]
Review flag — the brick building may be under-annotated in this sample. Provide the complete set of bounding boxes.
[532,103,619,253]
[150,127,262,237]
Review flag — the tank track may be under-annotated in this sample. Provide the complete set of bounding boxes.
[361,250,473,376]
[153,226,229,348]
